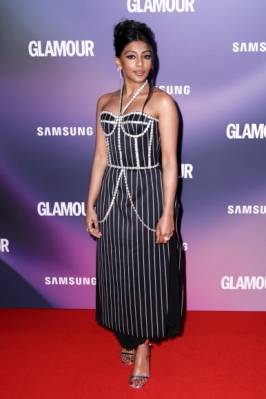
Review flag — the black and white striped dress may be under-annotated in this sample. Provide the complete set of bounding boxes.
[95,108,183,339]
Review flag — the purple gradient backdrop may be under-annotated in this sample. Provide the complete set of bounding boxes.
[0,0,266,309]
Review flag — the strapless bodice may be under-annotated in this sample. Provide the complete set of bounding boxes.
[99,110,161,169]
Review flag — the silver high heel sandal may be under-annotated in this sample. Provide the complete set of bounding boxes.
[120,349,135,365]
[129,341,152,389]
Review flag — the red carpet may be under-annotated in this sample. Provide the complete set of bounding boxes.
[1,310,265,399]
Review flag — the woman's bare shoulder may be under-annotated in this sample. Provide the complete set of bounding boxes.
[97,90,120,112]
[146,86,176,119]
[152,86,175,106]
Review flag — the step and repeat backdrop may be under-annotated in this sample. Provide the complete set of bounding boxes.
[1,0,266,310]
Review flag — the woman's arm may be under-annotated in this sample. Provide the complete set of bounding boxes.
[156,93,179,244]
[85,96,108,238]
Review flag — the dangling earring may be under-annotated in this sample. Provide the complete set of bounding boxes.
[117,67,122,88]
[117,67,122,78]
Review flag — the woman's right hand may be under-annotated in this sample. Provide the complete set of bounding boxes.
[85,208,102,239]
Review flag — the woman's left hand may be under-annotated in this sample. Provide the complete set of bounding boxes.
[155,213,175,244]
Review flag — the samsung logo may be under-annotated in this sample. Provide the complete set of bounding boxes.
[158,85,190,95]
[233,42,266,53]
[37,127,93,137]
[45,277,96,285]
[228,206,266,215]
[182,243,188,251]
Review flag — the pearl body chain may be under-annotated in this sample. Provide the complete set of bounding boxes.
[97,167,157,232]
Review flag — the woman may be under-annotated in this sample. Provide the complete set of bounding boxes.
[85,19,183,388]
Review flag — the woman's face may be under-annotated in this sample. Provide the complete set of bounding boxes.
[116,40,152,84]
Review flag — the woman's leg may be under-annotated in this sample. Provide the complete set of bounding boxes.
[129,339,151,388]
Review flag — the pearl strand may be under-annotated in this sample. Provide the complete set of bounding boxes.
[97,170,124,223]
[117,118,124,167]
[121,119,151,137]
[134,138,140,168]
[100,110,158,122]
[122,170,156,232]
[107,163,159,170]
[119,80,148,115]
[97,168,157,231]
[105,137,111,164]
[147,120,154,167]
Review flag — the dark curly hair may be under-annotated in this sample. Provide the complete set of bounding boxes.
[114,19,158,110]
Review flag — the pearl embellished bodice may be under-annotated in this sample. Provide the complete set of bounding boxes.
[99,111,161,169]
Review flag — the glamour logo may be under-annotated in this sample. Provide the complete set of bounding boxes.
[226,124,266,139]
[232,42,266,53]
[127,0,195,12]
[0,239,9,252]
[221,276,266,290]
[37,127,93,136]
[28,41,94,57]
[179,164,193,179]
[228,206,266,215]
[158,85,190,95]
[38,202,86,216]
[45,277,96,285]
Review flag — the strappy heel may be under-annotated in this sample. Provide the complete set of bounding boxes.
[120,349,135,365]
[129,341,151,388]
[129,375,149,388]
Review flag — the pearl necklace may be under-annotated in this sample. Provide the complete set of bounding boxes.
[119,80,148,115]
